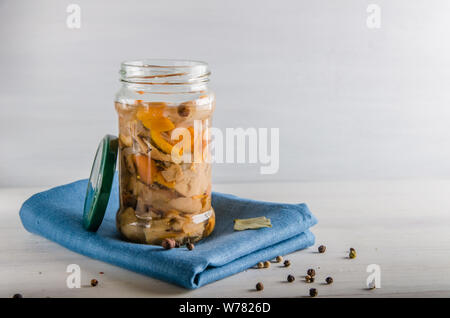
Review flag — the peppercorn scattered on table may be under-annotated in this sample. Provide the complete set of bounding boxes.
[2,179,450,297]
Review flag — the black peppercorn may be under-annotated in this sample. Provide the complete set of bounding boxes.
[305,275,314,283]
[284,260,291,267]
[325,277,333,284]
[318,245,326,253]
[12,293,23,298]
[287,275,295,283]
[161,238,176,250]
[187,242,195,251]
[90,279,98,287]
[177,105,190,117]
[309,288,318,297]
[307,268,316,277]
[256,282,264,291]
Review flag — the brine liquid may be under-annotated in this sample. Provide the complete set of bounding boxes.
[115,98,215,245]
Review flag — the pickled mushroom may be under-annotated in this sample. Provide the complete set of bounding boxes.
[117,207,146,242]
[116,100,215,245]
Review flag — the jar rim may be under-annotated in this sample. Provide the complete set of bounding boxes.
[121,59,208,69]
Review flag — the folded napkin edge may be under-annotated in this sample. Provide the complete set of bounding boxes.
[191,229,316,289]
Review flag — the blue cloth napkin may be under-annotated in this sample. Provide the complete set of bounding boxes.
[19,179,317,289]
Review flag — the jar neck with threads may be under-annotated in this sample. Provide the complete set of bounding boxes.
[119,59,210,94]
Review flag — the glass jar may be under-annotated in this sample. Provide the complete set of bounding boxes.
[114,59,215,245]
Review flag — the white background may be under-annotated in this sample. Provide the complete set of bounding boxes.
[1,0,450,187]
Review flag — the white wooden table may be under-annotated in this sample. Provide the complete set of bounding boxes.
[2,180,450,298]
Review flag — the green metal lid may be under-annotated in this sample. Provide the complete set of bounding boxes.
[83,135,118,232]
